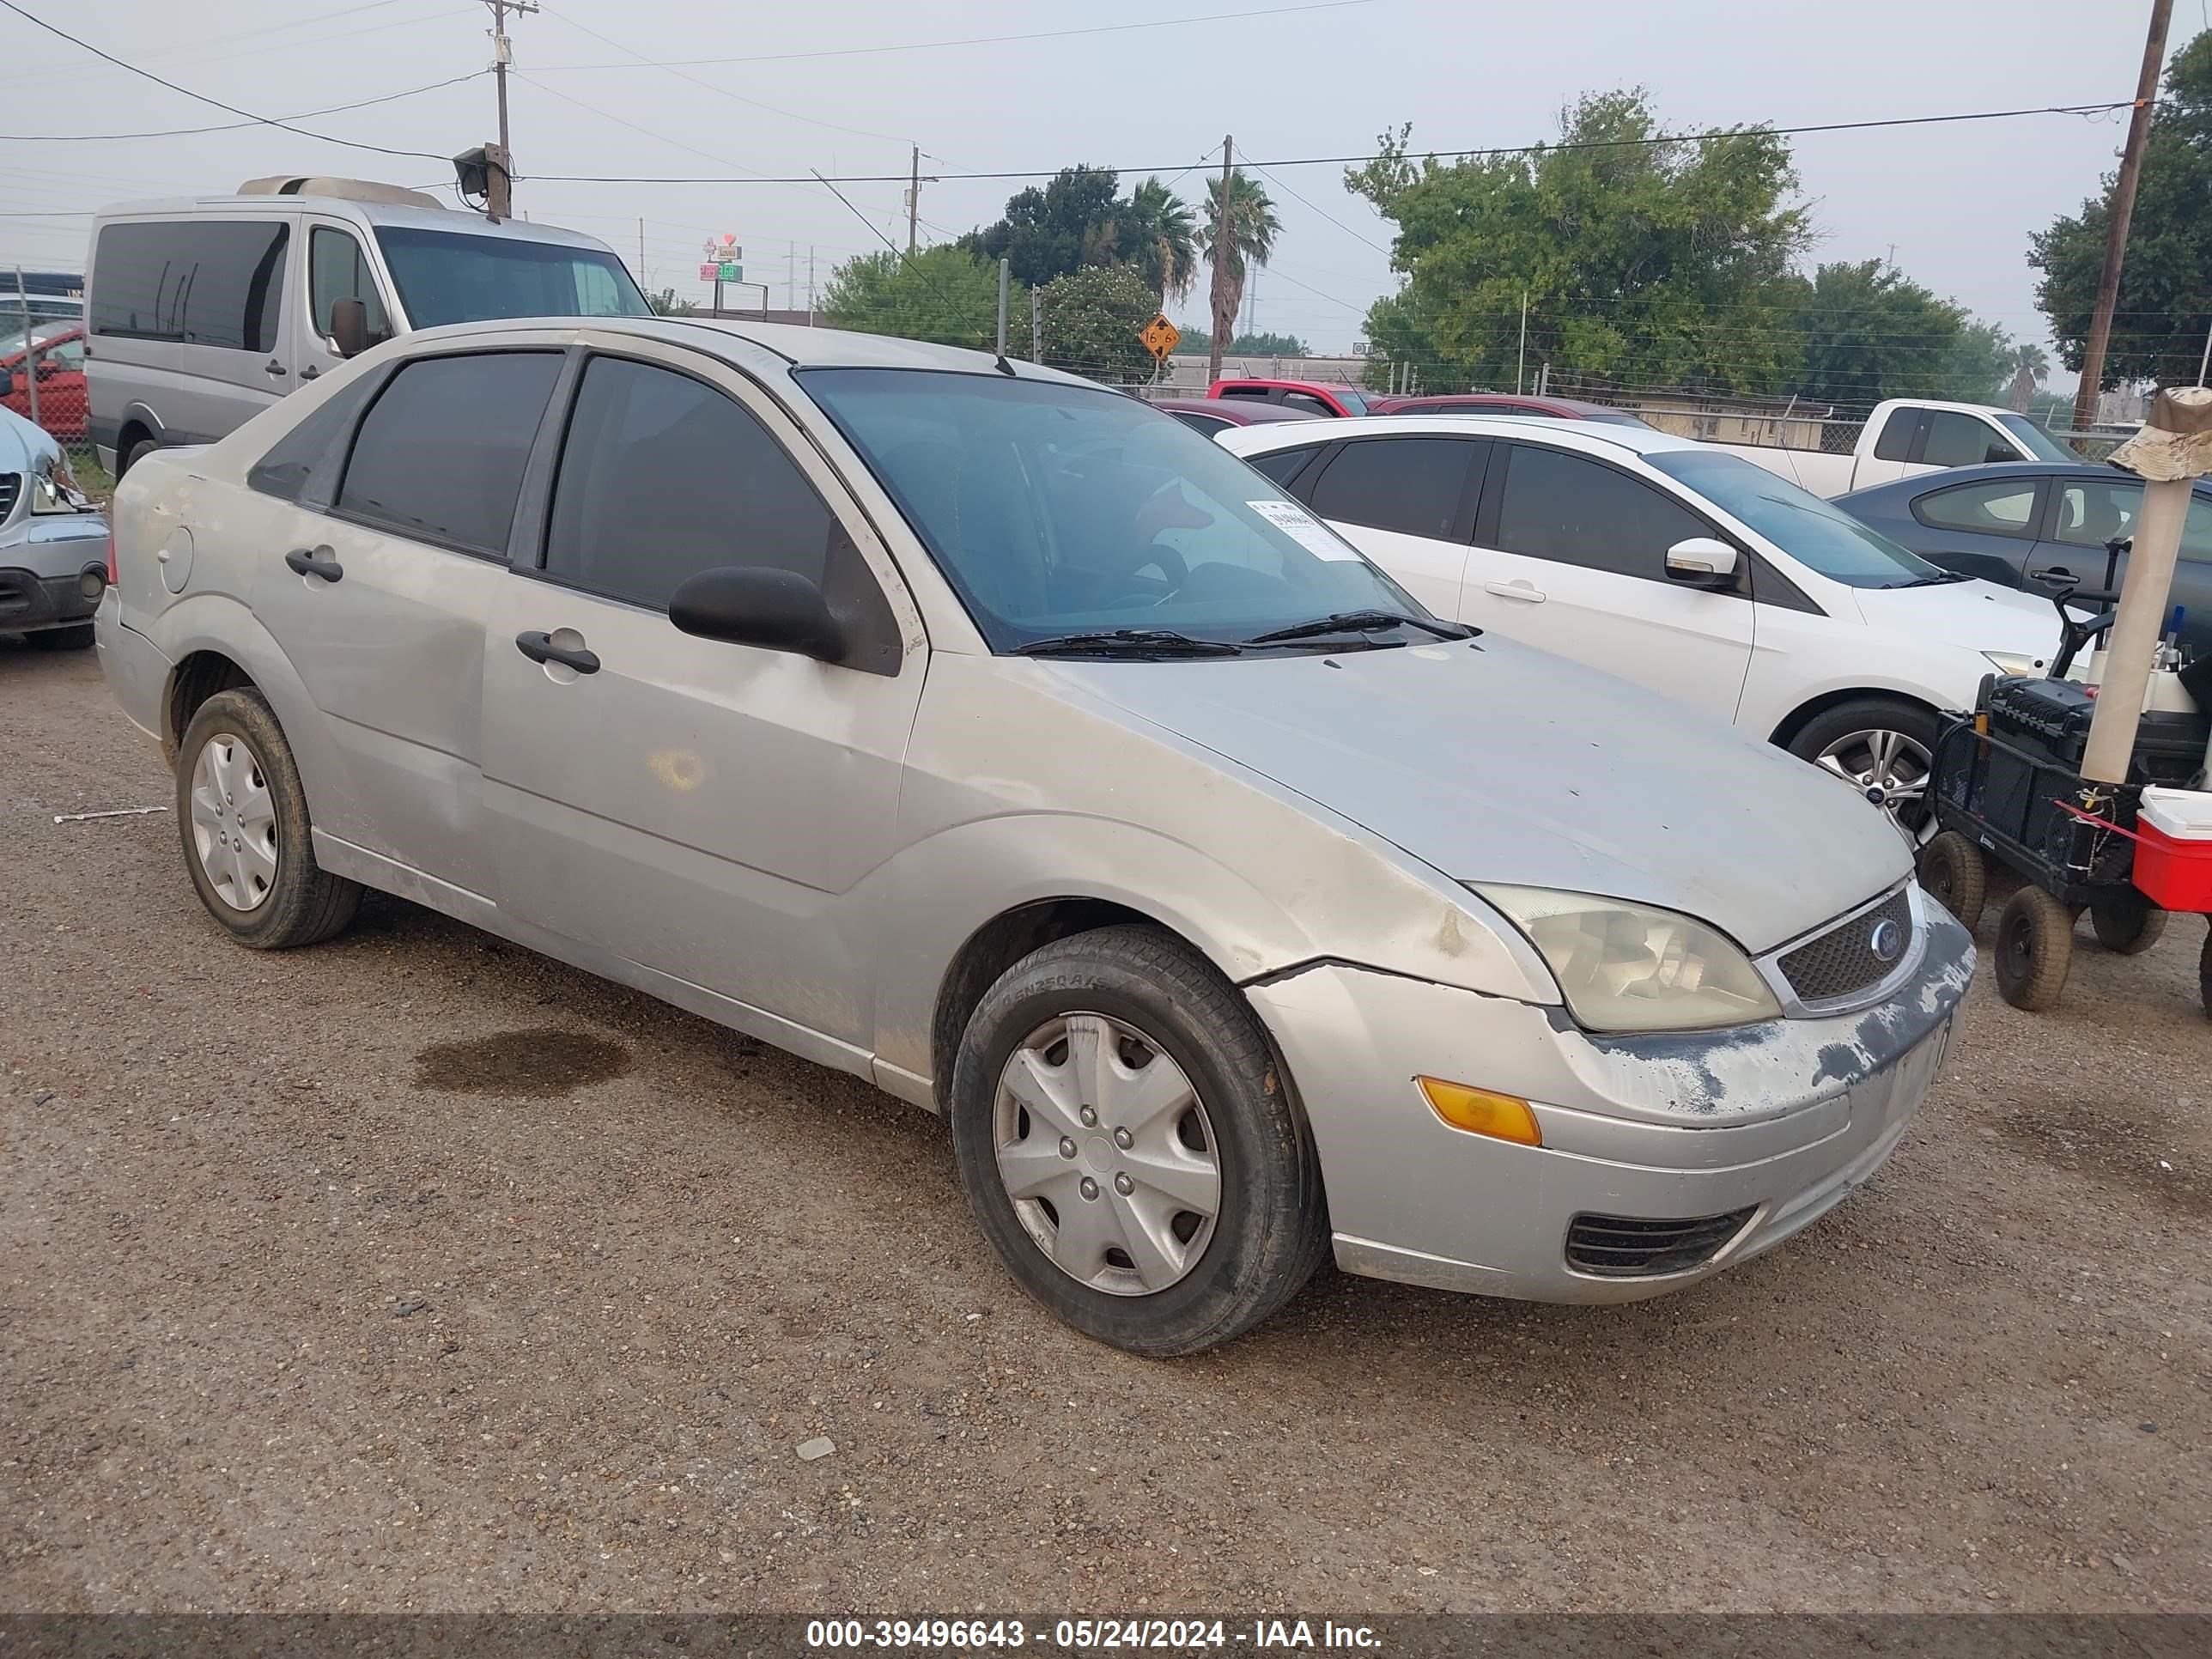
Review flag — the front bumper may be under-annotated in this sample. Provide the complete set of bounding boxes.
[0,562,103,632]
[1248,907,1974,1304]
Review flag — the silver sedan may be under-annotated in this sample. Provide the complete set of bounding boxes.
[95,319,1972,1354]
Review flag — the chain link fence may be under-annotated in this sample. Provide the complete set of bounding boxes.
[3,323,104,495]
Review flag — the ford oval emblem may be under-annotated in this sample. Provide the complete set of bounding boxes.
[1869,918,1905,963]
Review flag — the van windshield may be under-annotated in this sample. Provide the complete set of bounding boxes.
[800,368,1430,653]
[373,228,649,327]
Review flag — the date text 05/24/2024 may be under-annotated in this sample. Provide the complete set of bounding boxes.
[804,1620,1382,1650]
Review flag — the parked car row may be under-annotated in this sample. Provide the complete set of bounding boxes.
[96,308,1972,1355]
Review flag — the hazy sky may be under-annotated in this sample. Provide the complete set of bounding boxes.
[0,0,2181,363]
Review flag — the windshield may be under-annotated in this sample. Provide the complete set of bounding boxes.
[1647,449,1942,587]
[1330,389,1370,415]
[1994,412,2080,464]
[373,228,649,328]
[800,368,1429,652]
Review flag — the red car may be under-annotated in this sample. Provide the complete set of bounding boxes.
[1152,397,1322,437]
[1367,391,1651,427]
[0,323,88,444]
[1207,378,1375,418]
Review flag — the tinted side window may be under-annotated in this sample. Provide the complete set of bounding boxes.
[1281,392,1334,416]
[544,356,836,612]
[90,220,289,351]
[1248,444,1321,489]
[2052,479,2142,550]
[1169,410,1228,435]
[337,352,562,555]
[1307,437,1473,539]
[248,372,380,501]
[1492,447,1713,580]
[309,227,391,343]
[1914,479,2040,538]
[1218,386,1270,401]
[1923,411,2009,468]
[1871,409,1920,461]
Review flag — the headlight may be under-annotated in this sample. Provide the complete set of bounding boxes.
[1471,884,1782,1034]
[1982,650,2046,677]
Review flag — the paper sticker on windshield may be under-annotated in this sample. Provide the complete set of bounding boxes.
[1249,498,1361,560]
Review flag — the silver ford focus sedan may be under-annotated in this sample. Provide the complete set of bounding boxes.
[94,319,1972,1355]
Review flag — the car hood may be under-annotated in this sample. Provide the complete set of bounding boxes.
[1042,637,1911,954]
[1846,577,2059,664]
[0,404,56,471]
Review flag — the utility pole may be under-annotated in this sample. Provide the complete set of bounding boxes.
[807,246,817,324]
[1206,135,1233,388]
[788,241,797,312]
[996,258,1010,355]
[637,216,645,288]
[2073,0,2172,436]
[905,144,939,256]
[1030,289,1042,362]
[1516,290,1528,395]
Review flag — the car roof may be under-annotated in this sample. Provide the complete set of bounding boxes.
[1835,459,2142,503]
[391,314,1106,383]
[1154,398,1320,422]
[93,196,616,252]
[1216,411,1700,458]
[1212,378,1364,396]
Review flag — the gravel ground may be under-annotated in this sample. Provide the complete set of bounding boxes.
[2,637,2207,1614]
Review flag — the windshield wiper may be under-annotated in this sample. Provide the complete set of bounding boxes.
[1883,571,1973,588]
[1244,609,1473,645]
[1013,629,1244,658]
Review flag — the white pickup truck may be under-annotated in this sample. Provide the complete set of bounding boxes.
[1708,398,2080,497]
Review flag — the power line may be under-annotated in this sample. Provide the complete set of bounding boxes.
[523,97,2141,185]
[0,0,454,161]
[1243,158,1392,256]
[529,0,1376,71]
[0,70,486,142]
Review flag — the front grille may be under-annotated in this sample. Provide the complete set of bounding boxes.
[0,473,19,520]
[1778,887,1913,1005]
[1566,1208,1755,1277]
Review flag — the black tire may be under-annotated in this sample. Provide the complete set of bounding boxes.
[2199,923,2212,1018]
[1917,830,1988,933]
[27,623,94,651]
[1784,697,1942,836]
[2090,894,2168,955]
[1993,884,2074,1012]
[119,435,158,477]
[948,924,1328,1358]
[174,688,361,949]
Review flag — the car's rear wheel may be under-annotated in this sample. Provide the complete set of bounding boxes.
[947,925,1328,1357]
[175,688,361,949]
[27,623,94,651]
[1787,698,1942,843]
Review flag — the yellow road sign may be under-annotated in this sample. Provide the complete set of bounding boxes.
[1139,314,1181,362]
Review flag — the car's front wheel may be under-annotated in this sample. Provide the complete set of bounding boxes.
[948,925,1328,1357]
[175,688,362,949]
[1787,697,1942,842]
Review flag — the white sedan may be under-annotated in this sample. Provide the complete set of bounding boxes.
[1218,414,2060,833]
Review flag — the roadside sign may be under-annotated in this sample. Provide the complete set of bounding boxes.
[1139,314,1181,362]
[699,261,744,283]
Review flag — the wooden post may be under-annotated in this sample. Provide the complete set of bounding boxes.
[2071,0,2172,436]
[2081,385,2212,783]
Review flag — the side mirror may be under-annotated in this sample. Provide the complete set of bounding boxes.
[330,298,370,359]
[1664,536,1741,588]
[669,565,848,663]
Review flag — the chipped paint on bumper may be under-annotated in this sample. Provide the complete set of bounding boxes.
[1247,908,1974,1303]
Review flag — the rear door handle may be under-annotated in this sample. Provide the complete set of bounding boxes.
[284,548,343,582]
[516,629,601,675]
[1484,579,1547,603]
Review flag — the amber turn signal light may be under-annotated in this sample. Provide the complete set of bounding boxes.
[1416,1077,1542,1146]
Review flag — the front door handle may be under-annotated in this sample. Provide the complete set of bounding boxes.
[284,548,343,582]
[301,364,320,381]
[516,629,601,675]
[264,359,289,378]
[1484,579,1547,603]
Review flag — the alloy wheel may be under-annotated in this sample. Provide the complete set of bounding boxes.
[1815,726,1934,843]
[992,1012,1221,1297]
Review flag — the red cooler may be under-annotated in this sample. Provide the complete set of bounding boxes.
[2132,787,2212,912]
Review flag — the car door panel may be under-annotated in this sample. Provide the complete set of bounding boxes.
[479,340,926,1045]
[1458,442,1753,725]
[1292,434,1480,617]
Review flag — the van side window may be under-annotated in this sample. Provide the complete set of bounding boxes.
[309,228,391,344]
[90,220,289,352]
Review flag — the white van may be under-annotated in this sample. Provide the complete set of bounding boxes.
[87,176,650,475]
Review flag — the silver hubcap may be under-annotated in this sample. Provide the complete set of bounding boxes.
[993,1012,1221,1297]
[189,733,278,911]
[1816,727,1932,840]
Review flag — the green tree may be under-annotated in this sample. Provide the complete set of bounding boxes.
[1346,94,1809,396]
[645,287,699,316]
[2004,340,2051,412]
[2032,30,2212,389]
[1171,325,1310,357]
[962,166,1126,288]
[1197,170,1280,368]
[1123,178,1199,303]
[821,246,1021,349]
[1038,265,1157,384]
[1784,260,2008,407]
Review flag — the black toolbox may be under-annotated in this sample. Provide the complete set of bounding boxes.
[1984,676,2207,784]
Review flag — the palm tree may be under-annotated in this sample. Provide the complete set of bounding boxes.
[1198,170,1280,375]
[2005,341,2051,413]
[1123,178,1197,303]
